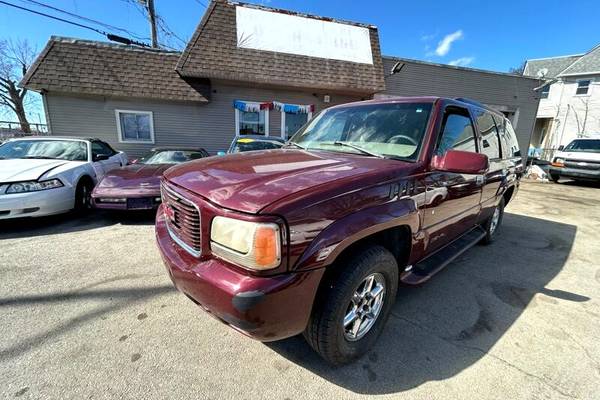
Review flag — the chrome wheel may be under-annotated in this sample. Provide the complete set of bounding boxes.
[343,273,386,341]
[490,206,500,234]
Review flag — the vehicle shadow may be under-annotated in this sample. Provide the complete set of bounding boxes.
[266,213,581,394]
[0,210,156,240]
[558,180,600,189]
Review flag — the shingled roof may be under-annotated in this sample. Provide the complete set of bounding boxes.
[20,37,210,102]
[523,54,583,79]
[176,1,386,95]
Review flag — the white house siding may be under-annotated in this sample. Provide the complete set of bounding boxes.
[381,56,541,157]
[535,75,600,148]
[44,83,361,158]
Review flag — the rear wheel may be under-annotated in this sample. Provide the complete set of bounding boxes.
[480,197,504,245]
[74,179,93,213]
[304,246,398,365]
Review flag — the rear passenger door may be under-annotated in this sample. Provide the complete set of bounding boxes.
[422,106,483,252]
[474,109,504,219]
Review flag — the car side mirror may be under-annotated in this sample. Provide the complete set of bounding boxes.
[94,154,110,161]
[558,145,564,151]
[217,151,226,156]
[431,150,489,174]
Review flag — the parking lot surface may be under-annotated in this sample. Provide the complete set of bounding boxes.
[1,181,599,400]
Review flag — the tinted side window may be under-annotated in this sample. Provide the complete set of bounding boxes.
[476,110,501,159]
[503,119,521,157]
[100,141,117,155]
[492,115,509,157]
[91,141,114,157]
[436,110,477,155]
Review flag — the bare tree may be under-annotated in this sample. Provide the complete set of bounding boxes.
[0,39,36,133]
[508,60,527,75]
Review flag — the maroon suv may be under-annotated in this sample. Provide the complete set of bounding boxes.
[156,97,522,364]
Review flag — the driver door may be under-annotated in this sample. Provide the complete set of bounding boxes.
[91,140,122,181]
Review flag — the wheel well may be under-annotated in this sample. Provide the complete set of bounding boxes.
[503,186,515,205]
[332,225,412,271]
[77,175,94,189]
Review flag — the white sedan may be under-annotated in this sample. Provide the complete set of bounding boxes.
[0,137,128,219]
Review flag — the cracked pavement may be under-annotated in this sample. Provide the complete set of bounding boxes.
[1,180,599,399]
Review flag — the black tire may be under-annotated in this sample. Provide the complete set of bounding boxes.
[480,197,505,245]
[74,178,93,213]
[304,245,398,365]
[549,173,560,183]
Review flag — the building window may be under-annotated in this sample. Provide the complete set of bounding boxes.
[115,110,154,143]
[576,80,591,96]
[274,102,314,139]
[540,84,550,99]
[233,100,271,136]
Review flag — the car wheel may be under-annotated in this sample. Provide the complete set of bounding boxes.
[304,245,398,365]
[549,173,560,183]
[74,179,93,213]
[480,197,505,245]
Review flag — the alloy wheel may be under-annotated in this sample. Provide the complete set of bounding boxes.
[343,272,386,341]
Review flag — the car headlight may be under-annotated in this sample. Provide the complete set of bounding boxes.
[552,157,565,167]
[210,216,281,270]
[6,179,64,194]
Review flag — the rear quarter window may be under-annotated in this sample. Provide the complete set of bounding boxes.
[495,116,520,157]
[475,110,501,159]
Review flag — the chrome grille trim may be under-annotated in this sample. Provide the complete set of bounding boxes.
[161,182,202,257]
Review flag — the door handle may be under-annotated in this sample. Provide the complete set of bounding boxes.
[475,175,485,185]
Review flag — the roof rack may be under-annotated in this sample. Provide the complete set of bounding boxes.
[454,97,486,108]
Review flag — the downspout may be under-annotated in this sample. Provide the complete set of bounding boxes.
[41,90,52,135]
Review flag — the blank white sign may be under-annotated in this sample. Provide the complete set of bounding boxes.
[236,6,374,65]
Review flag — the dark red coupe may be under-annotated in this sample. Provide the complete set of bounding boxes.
[92,147,209,210]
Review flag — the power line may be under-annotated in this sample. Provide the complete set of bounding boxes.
[0,0,150,47]
[17,0,148,41]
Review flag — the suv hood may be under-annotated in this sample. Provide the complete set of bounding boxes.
[556,151,600,162]
[164,149,411,213]
[0,159,71,183]
[98,164,172,189]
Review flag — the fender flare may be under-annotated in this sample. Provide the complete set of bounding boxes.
[293,198,420,270]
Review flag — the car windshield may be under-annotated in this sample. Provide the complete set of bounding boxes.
[137,150,206,164]
[564,139,600,153]
[230,138,284,153]
[0,139,88,161]
[289,102,433,160]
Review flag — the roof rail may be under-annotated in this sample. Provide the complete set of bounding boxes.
[454,97,486,108]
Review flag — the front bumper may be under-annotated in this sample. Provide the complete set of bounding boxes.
[549,166,600,181]
[155,205,324,341]
[0,186,74,220]
[92,186,161,210]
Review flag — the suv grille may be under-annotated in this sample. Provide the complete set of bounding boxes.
[161,183,201,256]
[564,158,600,170]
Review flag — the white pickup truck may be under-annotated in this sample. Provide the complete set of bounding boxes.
[549,138,600,183]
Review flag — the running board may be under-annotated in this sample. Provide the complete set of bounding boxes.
[401,226,486,285]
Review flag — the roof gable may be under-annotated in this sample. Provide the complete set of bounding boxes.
[523,54,582,78]
[176,1,385,94]
[558,44,600,76]
[20,37,210,102]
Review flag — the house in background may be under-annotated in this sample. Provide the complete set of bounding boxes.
[524,44,600,155]
[20,0,540,158]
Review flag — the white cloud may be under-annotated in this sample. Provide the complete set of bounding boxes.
[435,30,463,56]
[448,56,475,67]
[420,33,435,42]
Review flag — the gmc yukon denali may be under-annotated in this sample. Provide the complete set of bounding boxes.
[156,97,522,364]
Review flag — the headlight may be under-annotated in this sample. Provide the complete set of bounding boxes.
[6,179,64,194]
[210,216,281,270]
[552,158,565,167]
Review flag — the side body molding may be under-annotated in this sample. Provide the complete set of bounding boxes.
[293,198,420,271]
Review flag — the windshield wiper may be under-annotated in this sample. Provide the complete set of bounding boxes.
[332,141,385,158]
[284,142,306,150]
[21,156,56,160]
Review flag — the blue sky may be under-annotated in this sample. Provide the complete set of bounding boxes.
[1,0,600,123]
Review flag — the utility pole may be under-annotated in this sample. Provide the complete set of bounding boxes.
[146,0,158,48]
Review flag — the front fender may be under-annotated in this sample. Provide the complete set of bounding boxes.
[293,198,420,271]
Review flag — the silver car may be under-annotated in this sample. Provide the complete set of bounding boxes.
[0,137,128,219]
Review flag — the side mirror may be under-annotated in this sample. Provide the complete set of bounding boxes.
[431,150,489,174]
[558,145,564,151]
[94,154,110,161]
[130,158,138,164]
[217,151,227,156]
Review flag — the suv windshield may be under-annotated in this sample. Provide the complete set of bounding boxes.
[564,139,600,153]
[0,140,88,161]
[290,102,433,160]
[138,150,206,164]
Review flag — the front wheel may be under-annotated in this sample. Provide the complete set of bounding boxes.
[549,173,560,183]
[74,179,93,213]
[304,246,398,365]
